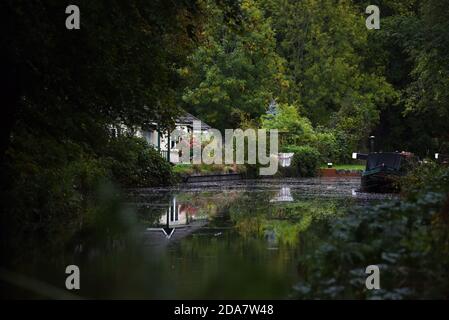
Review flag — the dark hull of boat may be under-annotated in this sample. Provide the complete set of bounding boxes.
[361,168,401,193]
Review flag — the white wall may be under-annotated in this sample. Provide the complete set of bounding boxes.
[137,125,193,164]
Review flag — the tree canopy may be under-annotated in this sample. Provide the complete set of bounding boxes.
[181,0,288,131]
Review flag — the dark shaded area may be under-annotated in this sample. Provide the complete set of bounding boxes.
[366,153,402,170]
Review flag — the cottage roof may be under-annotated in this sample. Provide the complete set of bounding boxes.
[176,112,211,130]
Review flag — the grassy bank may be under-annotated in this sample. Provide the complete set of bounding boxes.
[173,163,245,176]
[319,164,365,170]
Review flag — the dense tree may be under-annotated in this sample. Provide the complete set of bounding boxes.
[404,0,449,153]
[181,0,288,131]
[261,103,315,146]
[0,0,210,255]
[362,0,449,155]
[258,0,397,152]
[1,1,204,146]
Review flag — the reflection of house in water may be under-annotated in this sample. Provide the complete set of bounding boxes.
[145,196,207,245]
[158,197,200,227]
[270,187,294,202]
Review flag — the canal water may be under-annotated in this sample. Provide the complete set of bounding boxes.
[3,177,396,299]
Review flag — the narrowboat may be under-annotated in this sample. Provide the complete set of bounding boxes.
[361,152,405,193]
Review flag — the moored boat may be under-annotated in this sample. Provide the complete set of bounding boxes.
[361,152,404,192]
[353,151,415,193]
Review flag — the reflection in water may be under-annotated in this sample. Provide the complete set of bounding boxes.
[270,186,293,202]
[145,195,208,241]
[157,196,201,227]
[136,178,395,298]
[4,178,395,299]
[264,229,278,250]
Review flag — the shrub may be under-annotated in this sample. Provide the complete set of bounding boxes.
[3,131,109,250]
[103,136,175,188]
[285,145,321,177]
[292,167,449,299]
[2,127,176,260]
[313,128,354,164]
[261,103,316,150]
[313,131,339,163]
[400,162,448,198]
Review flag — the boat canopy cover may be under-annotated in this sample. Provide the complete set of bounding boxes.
[366,152,402,170]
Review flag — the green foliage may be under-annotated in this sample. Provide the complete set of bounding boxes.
[173,163,239,176]
[285,145,321,177]
[172,164,196,176]
[402,0,449,153]
[1,128,174,253]
[292,166,449,299]
[405,0,449,117]
[230,195,346,247]
[181,0,288,130]
[312,129,341,163]
[102,136,174,188]
[319,164,365,171]
[4,0,449,294]
[3,0,203,134]
[2,0,203,254]
[400,162,448,199]
[261,0,396,137]
[3,129,108,250]
[261,103,315,148]
[358,0,449,155]
[260,104,347,163]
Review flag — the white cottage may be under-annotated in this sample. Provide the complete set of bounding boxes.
[136,112,212,163]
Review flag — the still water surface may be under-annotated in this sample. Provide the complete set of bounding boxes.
[6,178,396,299]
